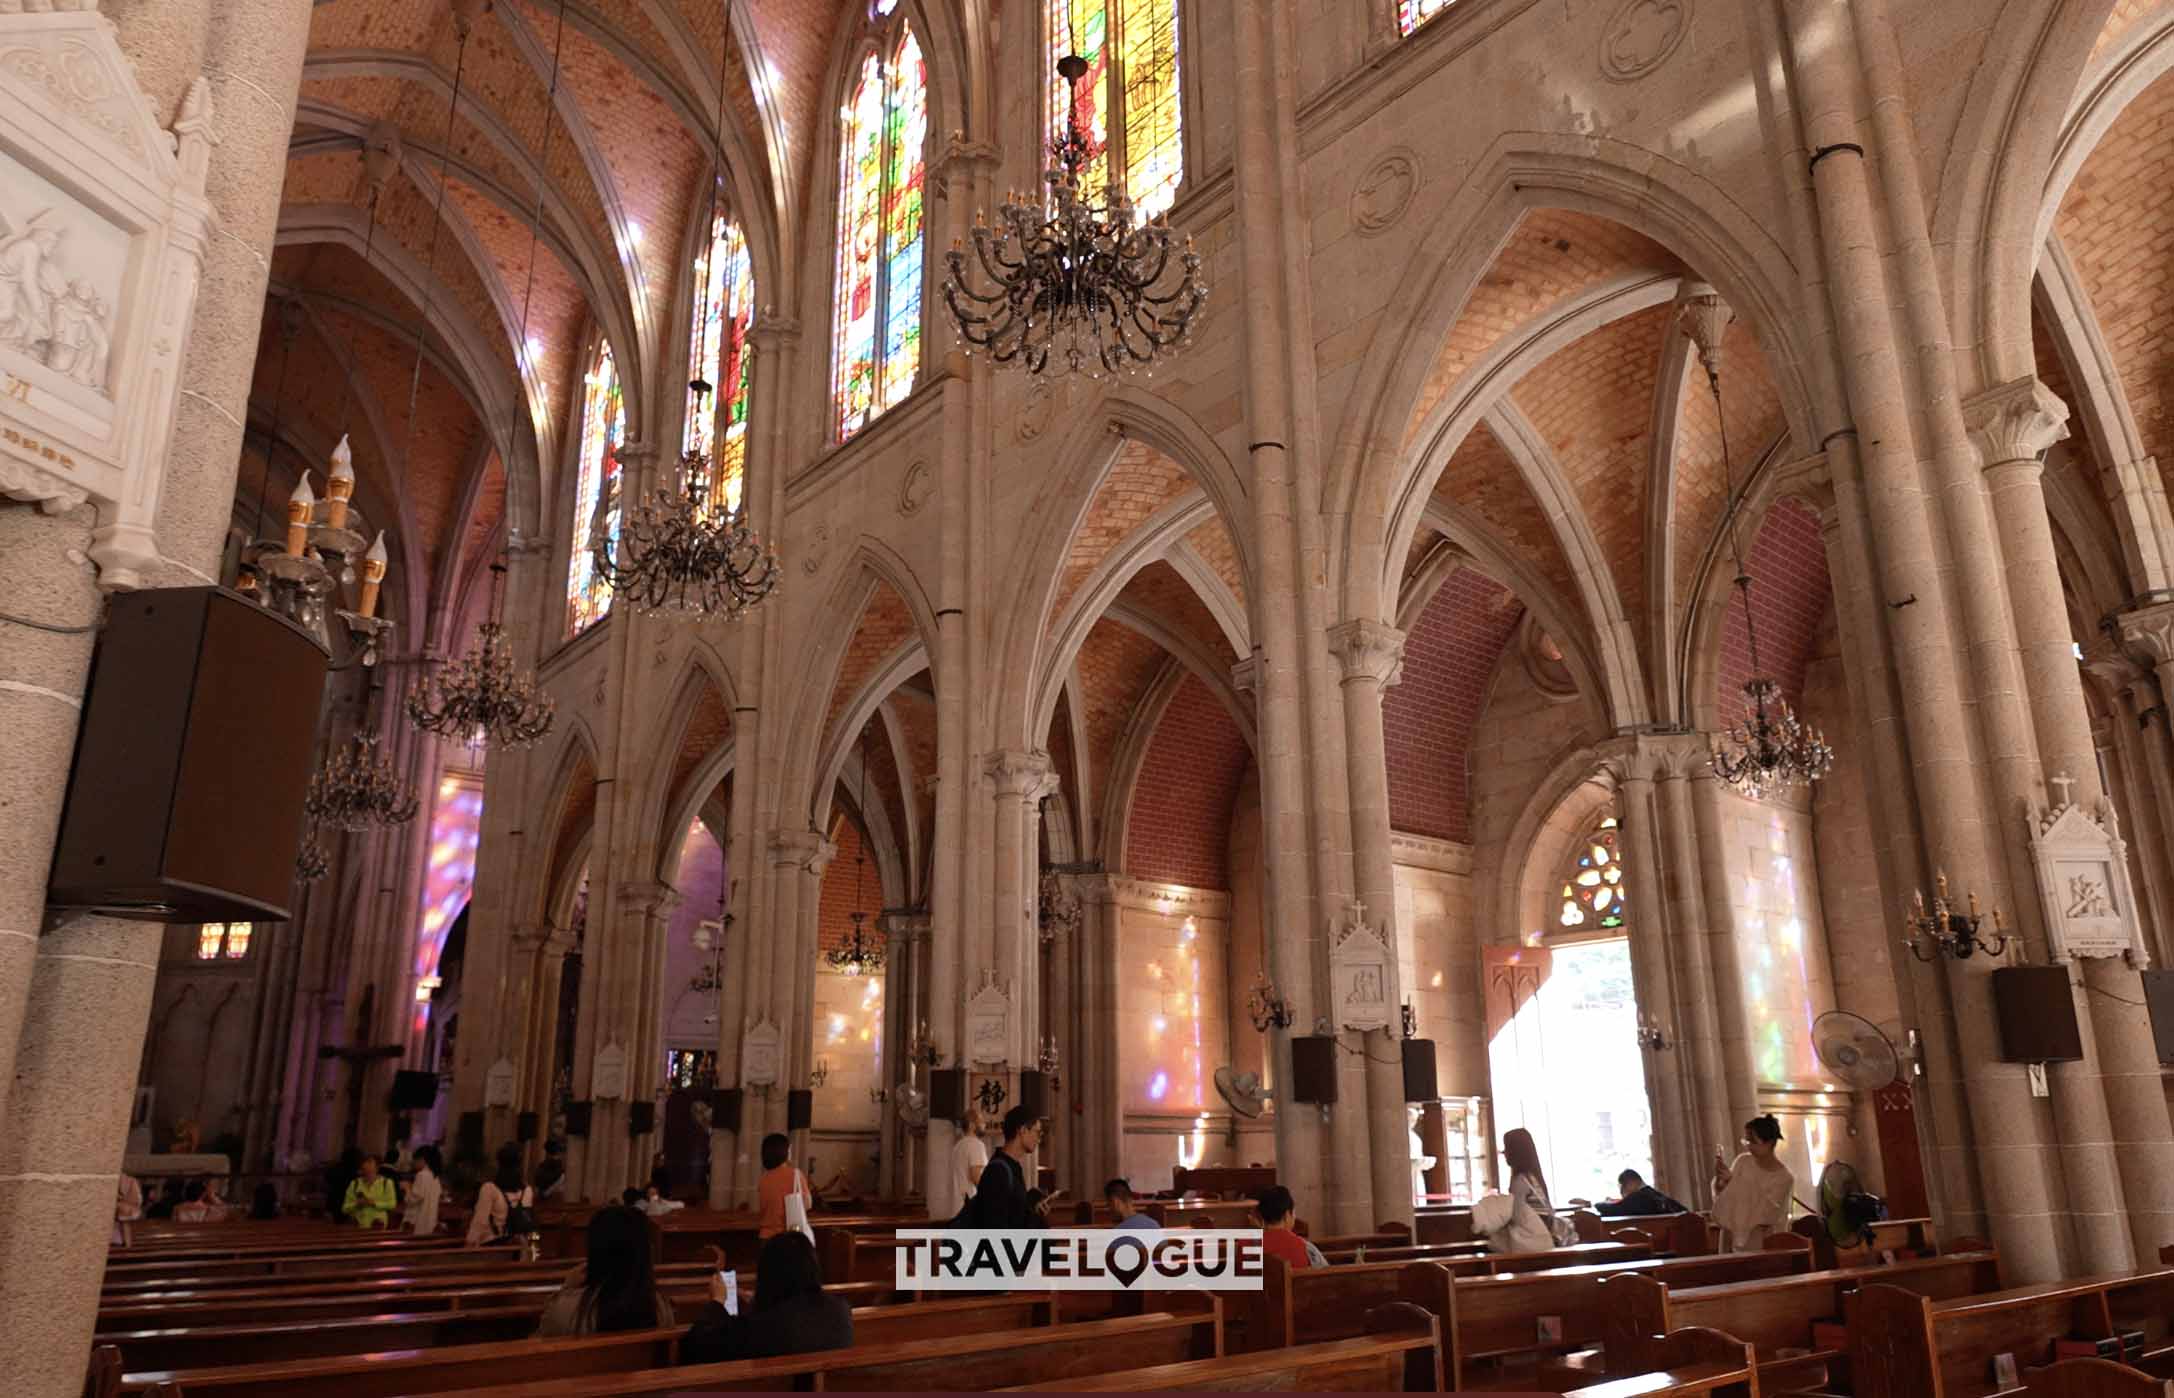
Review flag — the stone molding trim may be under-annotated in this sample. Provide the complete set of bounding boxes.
[1388,830,1473,876]
[1098,875,1232,918]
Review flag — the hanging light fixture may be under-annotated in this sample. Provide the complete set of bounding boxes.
[405,562,556,751]
[942,39,1207,378]
[304,729,420,832]
[824,720,886,977]
[1681,290,1835,799]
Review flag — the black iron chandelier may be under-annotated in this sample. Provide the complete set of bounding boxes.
[405,563,556,752]
[304,730,419,833]
[824,721,886,978]
[1682,291,1835,799]
[942,51,1207,377]
[1900,874,2010,963]
[586,452,779,619]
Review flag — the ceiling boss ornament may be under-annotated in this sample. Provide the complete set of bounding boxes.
[942,50,1206,378]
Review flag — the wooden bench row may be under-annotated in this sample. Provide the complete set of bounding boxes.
[1852,1263,2174,1397]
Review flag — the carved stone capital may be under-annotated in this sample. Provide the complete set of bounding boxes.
[2083,637,2148,697]
[1328,618,1407,688]
[2117,602,2174,670]
[877,910,931,944]
[1646,731,1712,781]
[749,310,802,349]
[769,828,835,874]
[984,749,1058,800]
[1230,655,1263,697]
[1595,733,1668,785]
[615,880,680,919]
[1766,452,1836,519]
[1966,376,2070,469]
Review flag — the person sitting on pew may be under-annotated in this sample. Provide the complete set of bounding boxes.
[1470,1187,1556,1254]
[1255,1186,1317,1269]
[467,1144,535,1247]
[342,1154,397,1229]
[960,1107,1050,1228]
[1712,1114,1794,1253]
[534,1138,568,1201]
[145,1175,182,1220]
[535,1204,676,1337]
[404,1144,444,1234]
[639,1182,686,1218]
[1589,1168,1687,1218]
[682,1230,853,1364]
[249,1181,281,1220]
[1502,1127,1576,1245]
[1106,1178,1159,1232]
[113,1172,141,1247]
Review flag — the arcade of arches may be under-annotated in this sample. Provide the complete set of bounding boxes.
[10,0,2174,1388]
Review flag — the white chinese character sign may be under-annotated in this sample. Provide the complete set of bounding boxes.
[1331,898,1398,1032]
[2029,777,2144,965]
[0,9,212,588]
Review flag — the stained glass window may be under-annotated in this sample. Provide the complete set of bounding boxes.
[1398,0,1458,35]
[1557,815,1629,932]
[1049,0,1182,220]
[832,9,927,442]
[686,209,754,517]
[566,339,623,636]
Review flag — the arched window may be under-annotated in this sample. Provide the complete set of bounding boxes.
[686,209,755,516]
[1556,813,1628,933]
[566,339,624,636]
[1398,0,1457,36]
[1047,0,1183,220]
[832,2,928,442]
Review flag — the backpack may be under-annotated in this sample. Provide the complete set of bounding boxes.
[500,1185,537,1239]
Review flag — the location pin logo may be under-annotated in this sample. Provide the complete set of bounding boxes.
[1106,1235,1150,1288]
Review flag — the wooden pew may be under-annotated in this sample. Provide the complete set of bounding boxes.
[102,1244,521,1286]
[1156,1199,1261,1229]
[1236,1257,1458,1382]
[1413,1210,1474,1246]
[1851,1266,2174,1398]
[1004,1326,1442,1391]
[1169,1165,1276,1199]
[1565,1326,1760,1397]
[2023,1356,2171,1395]
[267,1307,1226,1397]
[819,1227,906,1285]
[112,1293,1062,1397]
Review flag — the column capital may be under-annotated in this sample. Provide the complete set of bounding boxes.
[876,909,931,944]
[1230,655,1263,697]
[984,749,1058,799]
[1966,376,2070,469]
[1327,618,1407,687]
[749,310,802,348]
[769,828,836,874]
[2084,636,2150,695]
[507,923,552,956]
[1646,731,1713,781]
[616,440,661,467]
[2118,602,2174,668]
[615,880,680,919]
[1594,731,1702,785]
[1765,451,1836,518]
[937,133,1003,177]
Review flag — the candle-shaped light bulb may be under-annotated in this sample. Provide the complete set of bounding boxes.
[285,473,316,556]
[358,531,387,619]
[325,434,356,530]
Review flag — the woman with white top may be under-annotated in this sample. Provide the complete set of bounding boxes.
[1501,1127,1575,1247]
[405,1145,444,1235]
[1711,1115,1794,1252]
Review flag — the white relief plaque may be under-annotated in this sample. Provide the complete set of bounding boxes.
[592,1042,627,1101]
[967,978,1012,1067]
[2030,790,2143,964]
[1330,901,1397,1032]
[741,1018,781,1087]
[484,1057,516,1108]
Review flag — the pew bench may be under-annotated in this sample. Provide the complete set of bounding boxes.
[2023,1356,2173,1395]
[1851,1265,2174,1398]
[1169,1165,1277,1199]
[1565,1326,1759,1397]
[1236,1257,1458,1381]
[1003,1325,1442,1391]
[102,1245,522,1287]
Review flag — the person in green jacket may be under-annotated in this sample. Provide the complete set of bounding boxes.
[343,1154,397,1229]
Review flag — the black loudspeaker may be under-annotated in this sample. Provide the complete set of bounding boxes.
[565,1101,594,1137]
[929,1068,967,1123]
[516,1111,539,1143]
[1992,965,2084,1062]
[1401,1039,1438,1102]
[1018,1070,1049,1118]
[1289,1036,1339,1104]
[390,1069,439,1111]
[48,587,328,922]
[2143,970,2174,1065]
[786,1089,812,1131]
[628,1100,655,1137]
[456,1111,484,1156]
[708,1087,743,1133]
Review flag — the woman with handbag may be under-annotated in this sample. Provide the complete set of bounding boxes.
[755,1133,814,1242]
[467,1144,536,1248]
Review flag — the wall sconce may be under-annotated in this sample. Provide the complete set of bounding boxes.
[909,1018,941,1071]
[1037,1035,1062,1095]
[1901,873,2010,963]
[1634,1012,1669,1051]
[1246,969,1294,1033]
[868,1085,890,1106]
[809,1059,831,1089]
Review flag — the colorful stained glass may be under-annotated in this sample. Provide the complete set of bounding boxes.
[566,340,623,635]
[1050,0,1181,219]
[686,209,755,517]
[1398,0,1458,35]
[1556,815,1629,932]
[832,9,927,441]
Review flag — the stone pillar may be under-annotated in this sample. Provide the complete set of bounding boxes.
[1328,618,1417,1228]
[1080,876,1123,1192]
[1686,769,1762,1146]
[788,837,835,1163]
[985,752,1055,1070]
[1651,737,1735,1182]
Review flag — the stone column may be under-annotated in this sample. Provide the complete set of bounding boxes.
[1651,737,1735,1179]
[1328,618,1417,1228]
[788,837,836,1162]
[985,751,1055,1074]
[1686,769,1761,1145]
[1080,876,1123,1191]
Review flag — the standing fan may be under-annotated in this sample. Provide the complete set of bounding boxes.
[1813,1011,1900,1091]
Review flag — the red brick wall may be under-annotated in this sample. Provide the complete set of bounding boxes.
[1382,568,1525,843]
[1123,673,1251,889]
[1714,497,1831,721]
[817,814,872,955]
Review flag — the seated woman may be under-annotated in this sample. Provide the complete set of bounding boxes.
[1470,1189,1556,1254]
[342,1155,396,1229]
[682,1231,853,1365]
[535,1204,676,1336]
[174,1178,229,1224]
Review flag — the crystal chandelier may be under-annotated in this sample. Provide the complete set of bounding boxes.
[942,52,1207,377]
[304,730,419,832]
[1681,291,1834,799]
[405,562,556,752]
[587,451,779,619]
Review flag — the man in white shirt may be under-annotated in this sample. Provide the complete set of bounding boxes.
[948,1107,988,1220]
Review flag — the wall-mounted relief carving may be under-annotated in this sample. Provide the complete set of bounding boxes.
[0,12,212,588]
[966,971,1012,1067]
[802,522,830,576]
[898,459,931,516]
[1600,0,1689,82]
[1352,149,1419,236]
[1329,899,1398,1032]
[1016,378,1054,442]
[741,1018,781,1086]
[2030,784,2144,965]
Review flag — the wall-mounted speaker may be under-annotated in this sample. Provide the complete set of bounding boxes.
[1018,1070,1048,1118]
[48,587,329,922]
[628,1100,655,1137]
[708,1087,743,1133]
[786,1089,812,1131]
[389,1069,439,1111]
[565,1100,593,1138]
[456,1111,484,1156]
[929,1068,967,1123]
[2143,970,2174,1065]
[1401,1039,1438,1102]
[1992,965,2084,1062]
[1289,1036,1338,1104]
[516,1111,539,1143]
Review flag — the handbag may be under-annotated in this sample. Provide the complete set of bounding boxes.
[783,1169,816,1244]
